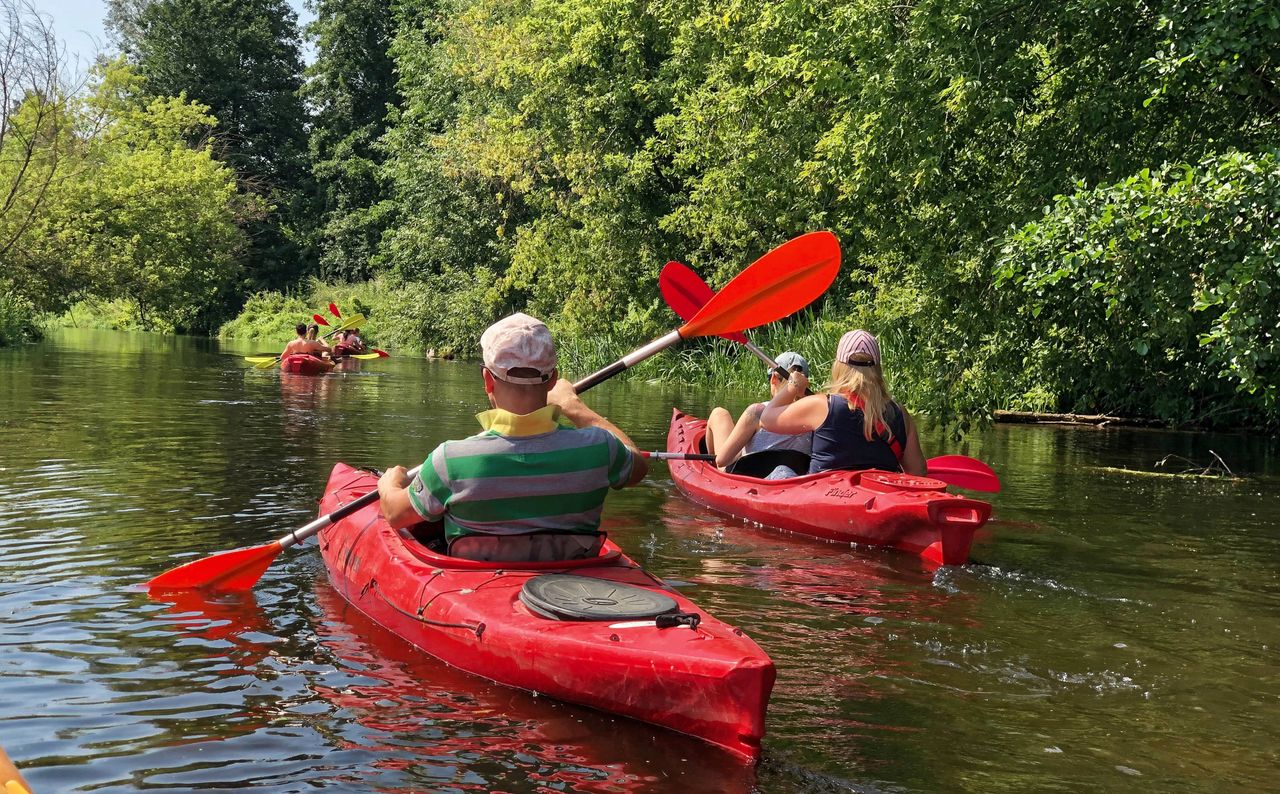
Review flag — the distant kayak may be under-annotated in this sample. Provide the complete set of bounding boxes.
[666,409,992,566]
[317,463,777,761]
[280,354,333,375]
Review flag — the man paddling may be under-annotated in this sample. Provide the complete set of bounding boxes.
[282,323,332,360]
[377,312,648,561]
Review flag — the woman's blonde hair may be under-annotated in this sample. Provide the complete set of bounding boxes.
[826,361,894,441]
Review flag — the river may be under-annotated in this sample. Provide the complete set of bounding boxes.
[1,329,1277,792]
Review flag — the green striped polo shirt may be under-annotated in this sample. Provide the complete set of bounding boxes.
[407,404,635,541]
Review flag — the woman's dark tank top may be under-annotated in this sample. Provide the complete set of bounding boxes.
[808,393,907,474]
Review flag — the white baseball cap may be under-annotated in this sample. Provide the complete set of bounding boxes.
[480,313,557,384]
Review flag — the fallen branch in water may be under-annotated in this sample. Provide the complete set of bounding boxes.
[993,410,1166,428]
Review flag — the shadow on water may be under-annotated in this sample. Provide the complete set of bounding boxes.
[1,329,1278,791]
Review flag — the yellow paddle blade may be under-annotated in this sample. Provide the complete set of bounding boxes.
[254,357,280,369]
[244,356,277,364]
[325,313,365,337]
[345,352,382,360]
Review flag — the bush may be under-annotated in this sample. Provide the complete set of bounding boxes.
[0,292,39,345]
[991,150,1280,428]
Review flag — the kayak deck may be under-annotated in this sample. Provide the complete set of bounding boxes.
[666,409,991,565]
[317,463,776,762]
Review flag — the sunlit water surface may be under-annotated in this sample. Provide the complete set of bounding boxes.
[1,329,1277,792]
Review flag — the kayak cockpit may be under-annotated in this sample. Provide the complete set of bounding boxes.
[393,527,624,571]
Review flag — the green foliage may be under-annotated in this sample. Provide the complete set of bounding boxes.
[304,0,400,281]
[0,292,39,346]
[4,60,247,332]
[216,290,316,343]
[48,297,168,333]
[121,0,316,289]
[20,0,1280,430]
[993,150,1280,427]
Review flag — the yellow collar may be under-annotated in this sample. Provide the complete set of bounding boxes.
[475,404,568,436]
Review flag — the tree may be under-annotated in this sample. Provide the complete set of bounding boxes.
[117,0,316,290]
[0,0,72,273]
[303,0,400,281]
[13,60,247,331]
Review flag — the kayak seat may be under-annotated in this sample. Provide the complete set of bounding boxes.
[400,520,447,553]
[520,573,678,621]
[447,531,605,563]
[727,450,812,479]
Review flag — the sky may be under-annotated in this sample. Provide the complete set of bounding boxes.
[40,0,317,67]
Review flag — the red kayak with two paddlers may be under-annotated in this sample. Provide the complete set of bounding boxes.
[666,409,992,566]
[317,463,777,762]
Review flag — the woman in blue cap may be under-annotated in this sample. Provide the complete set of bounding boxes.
[760,330,926,476]
[703,351,813,480]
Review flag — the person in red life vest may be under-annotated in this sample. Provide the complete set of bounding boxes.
[760,330,926,476]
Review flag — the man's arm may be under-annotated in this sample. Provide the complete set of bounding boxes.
[548,377,648,485]
[377,465,424,530]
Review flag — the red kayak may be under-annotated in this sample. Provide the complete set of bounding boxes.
[280,353,333,375]
[317,463,776,761]
[666,409,991,566]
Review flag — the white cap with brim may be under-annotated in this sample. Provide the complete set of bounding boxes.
[481,312,558,385]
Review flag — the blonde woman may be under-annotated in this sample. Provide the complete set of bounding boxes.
[760,330,926,476]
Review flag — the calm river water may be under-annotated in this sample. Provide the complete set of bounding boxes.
[1,329,1277,792]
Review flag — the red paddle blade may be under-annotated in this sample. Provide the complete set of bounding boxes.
[373,348,389,357]
[328,302,341,318]
[679,231,841,339]
[146,542,283,592]
[312,314,330,326]
[926,455,1001,493]
[659,262,749,344]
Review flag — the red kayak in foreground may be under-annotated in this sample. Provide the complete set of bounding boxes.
[281,353,333,375]
[666,410,991,566]
[317,463,776,761]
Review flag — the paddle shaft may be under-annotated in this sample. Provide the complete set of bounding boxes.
[641,451,715,461]
[573,330,682,392]
[273,464,424,551]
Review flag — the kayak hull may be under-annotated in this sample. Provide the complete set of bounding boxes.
[317,463,776,762]
[281,353,333,375]
[666,409,991,566]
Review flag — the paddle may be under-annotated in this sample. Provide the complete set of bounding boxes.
[149,231,842,593]
[329,302,341,319]
[924,455,1001,493]
[658,262,1001,493]
[312,314,330,327]
[574,231,841,391]
[640,451,715,461]
[659,261,789,380]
